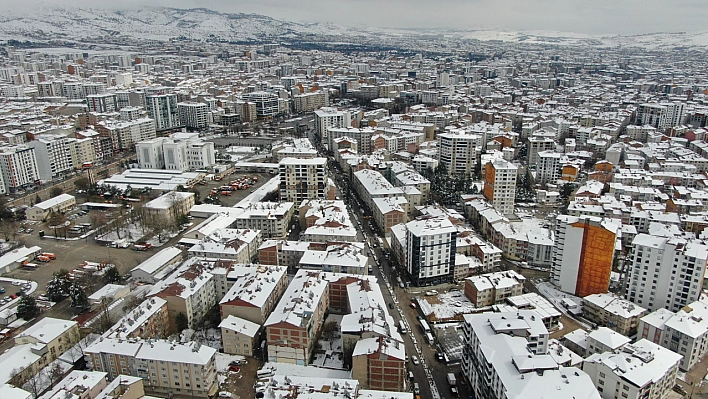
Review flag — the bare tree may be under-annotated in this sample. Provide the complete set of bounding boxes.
[47,362,65,388]
[0,219,18,242]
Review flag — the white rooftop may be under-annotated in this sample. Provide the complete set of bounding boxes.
[219,315,260,338]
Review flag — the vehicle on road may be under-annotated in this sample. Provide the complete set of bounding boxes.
[413,383,420,395]
[399,320,408,334]
[218,392,232,398]
[388,302,394,309]
[447,373,457,386]
[411,356,419,365]
[420,319,431,334]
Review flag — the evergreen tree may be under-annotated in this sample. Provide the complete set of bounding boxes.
[69,281,89,310]
[175,312,189,332]
[16,295,39,320]
[102,267,121,284]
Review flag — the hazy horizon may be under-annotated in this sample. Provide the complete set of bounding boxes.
[2,0,707,36]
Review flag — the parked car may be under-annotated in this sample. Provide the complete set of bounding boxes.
[412,356,420,365]
[218,392,233,398]
[229,365,240,373]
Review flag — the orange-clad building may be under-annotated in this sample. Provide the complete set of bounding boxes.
[551,215,619,297]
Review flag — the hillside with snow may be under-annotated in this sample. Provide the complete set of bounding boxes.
[1,6,707,51]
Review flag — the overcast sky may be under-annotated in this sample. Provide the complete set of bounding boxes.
[4,0,708,35]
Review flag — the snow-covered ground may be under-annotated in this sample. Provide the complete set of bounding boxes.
[312,314,345,370]
[95,222,148,244]
[418,290,476,320]
[215,352,246,373]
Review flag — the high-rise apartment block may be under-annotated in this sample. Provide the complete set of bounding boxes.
[146,94,180,131]
[625,234,708,312]
[278,157,328,203]
[551,215,619,297]
[483,159,517,216]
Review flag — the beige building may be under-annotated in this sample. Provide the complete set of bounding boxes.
[27,193,76,221]
[14,317,80,363]
[219,315,260,356]
[142,191,195,224]
[464,270,525,306]
[583,293,648,336]
[352,337,406,392]
[85,338,218,398]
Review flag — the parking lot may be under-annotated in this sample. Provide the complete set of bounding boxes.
[192,172,275,207]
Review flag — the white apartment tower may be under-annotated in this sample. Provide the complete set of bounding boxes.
[437,131,483,176]
[146,94,180,131]
[0,146,39,193]
[28,134,74,182]
[314,107,351,148]
[178,102,209,130]
[626,234,708,312]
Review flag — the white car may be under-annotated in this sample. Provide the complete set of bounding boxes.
[412,356,420,365]
[218,392,232,398]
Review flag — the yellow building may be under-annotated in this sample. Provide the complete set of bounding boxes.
[14,317,80,363]
[219,315,260,356]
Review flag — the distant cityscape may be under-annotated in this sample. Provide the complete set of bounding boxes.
[0,5,707,399]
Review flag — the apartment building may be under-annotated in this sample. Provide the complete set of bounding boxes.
[98,117,156,151]
[87,93,118,113]
[103,297,169,340]
[462,311,600,399]
[219,315,260,357]
[314,107,351,147]
[582,339,681,399]
[257,240,312,268]
[328,127,374,154]
[299,242,369,275]
[626,235,708,312]
[293,90,327,113]
[149,259,217,329]
[583,293,648,337]
[551,215,619,297]
[233,202,295,239]
[391,216,457,286]
[464,270,525,306]
[638,299,708,371]
[0,145,39,193]
[188,228,262,263]
[218,264,288,325]
[28,134,74,182]
[437,131,483,176]
[483,159,517,216]
[352,337,406,392]
[85,338,218,398]
[278,157,328,203]
[264,269,330,365]
[352,168,405,215]
[14,317,80,364]
[177,102,209,129]
[146,94,180,131]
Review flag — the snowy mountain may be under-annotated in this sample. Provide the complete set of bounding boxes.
[0,7,363,44]
[1,6,707,51]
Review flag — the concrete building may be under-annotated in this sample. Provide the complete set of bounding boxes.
[188,228,262,264]
[28,134,74,182]
[130,246,183,284]
[103,297,169,340]
[136,135,215,171]
[314,107,351,148]
[0,145,38,194]
[15,317,80,364]
[352,336,406,392]
[583,339,680,399]
[85,338,218,398]
[464,270,526,306]
[148,258,217,329]
[278,157,328,203]
[392,216,457,286]
[218,264,288,325]
[219,315,260,357]
[462,311,601,399]
[142,191,195,224]
[146,94,180,131]
[483,159,517,216]
[178,102,209,129]
[638,299,708,371]
[87,93,118,113]
[27,193,76,221]
[551,215,619,297]
[233,202,295,239]
[626,235,708,313]
[583,293,648,337]
[438,131,482,176]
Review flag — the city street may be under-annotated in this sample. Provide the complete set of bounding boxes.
[327,158,467,399]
